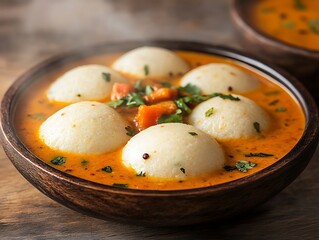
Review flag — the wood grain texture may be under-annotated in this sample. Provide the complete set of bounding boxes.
[1,0,319,239]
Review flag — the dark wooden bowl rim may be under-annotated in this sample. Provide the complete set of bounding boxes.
[1,40,319,198]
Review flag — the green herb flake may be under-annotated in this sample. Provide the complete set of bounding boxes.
[136,171,146,177]
[107,99,125,108]
[160,82,173,88]
[175,98,191,115]
[210,93,241,101]
[51,156,66,165]
[261,7,275,13]
[178,83,201,95]
[134,79,144,92]
[307,19,319,34]
[101,166,112,173]
[81,159,89,166]
[269,99,279,105]
[235,160,257,173]
[28,113,46,121]
[112,183,129,188]
[125,126,136,137]
[144,65,149,76]
[126,92,145,107]
[158,109,183,124]
[276,107,287,112]
[180,167,186,174]
[188,131,198,136]
[253,122,261,133]
[77,94,81,97]
[145,85,153,95]
[245,153,274,157]
[281,21,296,29]
[265,90,280,96]
[294,0,306,10]
[102,72,111,82]
[205,107,214,117]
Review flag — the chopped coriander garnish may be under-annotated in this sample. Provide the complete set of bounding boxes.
[261,7,275,13]
[136,171,146,177]
[269,99,279,106]
[180,168,186,174]
[77,94,81,97]
[101,166,112,173]
[112,183,129,188]
[134,79,144,92]
[281,21,295,29]
[144,65,149,76]
[126,93,145,107]
[210,93,240,101]
[307,19,319,34]
[175,98,191,115]
[294,0,306,10]
[235,160,257,173]
[107,99,125,108]
[178,84,201,95]
[224,161,256,173]
[188,131,198,136]
[265,90,280,96]
[27,113,46,121]
[245,153,274,157]
[205,107,214,117]
[158,109,183,124]
[253,122,261,133]
[51,156,66,165]
[145,85,153,95]
[125,126,136,136]
[81,159,89,166]
[160,82,173,88]
[102,72,111,82]
[276,107,287,112]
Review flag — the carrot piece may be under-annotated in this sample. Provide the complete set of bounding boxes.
[110,82,134,100]
[144,88,178,104]
[135,101,177,130]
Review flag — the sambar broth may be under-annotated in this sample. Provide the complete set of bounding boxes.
[251,0,319,51]
[14,51,305,190]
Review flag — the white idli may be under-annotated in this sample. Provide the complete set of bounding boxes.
[112,46,189,78]
[122,123,225,179]
[47,64,128,103]
[181,63,259,94]
[39,101,130,154]
[188,94,270,139]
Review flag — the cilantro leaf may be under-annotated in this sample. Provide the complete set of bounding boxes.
[235,160,257,173]
[205,107,214,117]
[125,126,136,137]
[253,122,261,133]
[51,156,66,165]
[178,84,201,95]
[158,109,183,124]
[101,166,112,173]
[245,153,274,157]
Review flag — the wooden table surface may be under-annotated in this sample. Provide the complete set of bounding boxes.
[1,1,319,239]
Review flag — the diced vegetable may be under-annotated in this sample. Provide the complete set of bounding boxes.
[135,101,177,130]
[111,83,134,100]
[144,88,178,104]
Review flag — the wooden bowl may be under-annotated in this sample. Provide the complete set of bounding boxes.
[231,0,319,96]
[1,40,319,226]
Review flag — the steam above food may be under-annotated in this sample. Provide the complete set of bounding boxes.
[47,64,128,103]
[188,94,270,139]
[122,123,225,179]
[39,101,130,154]
[181,63,260,94]
[112,46,190,78]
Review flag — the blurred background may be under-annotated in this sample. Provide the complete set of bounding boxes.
[0,0,234,96]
